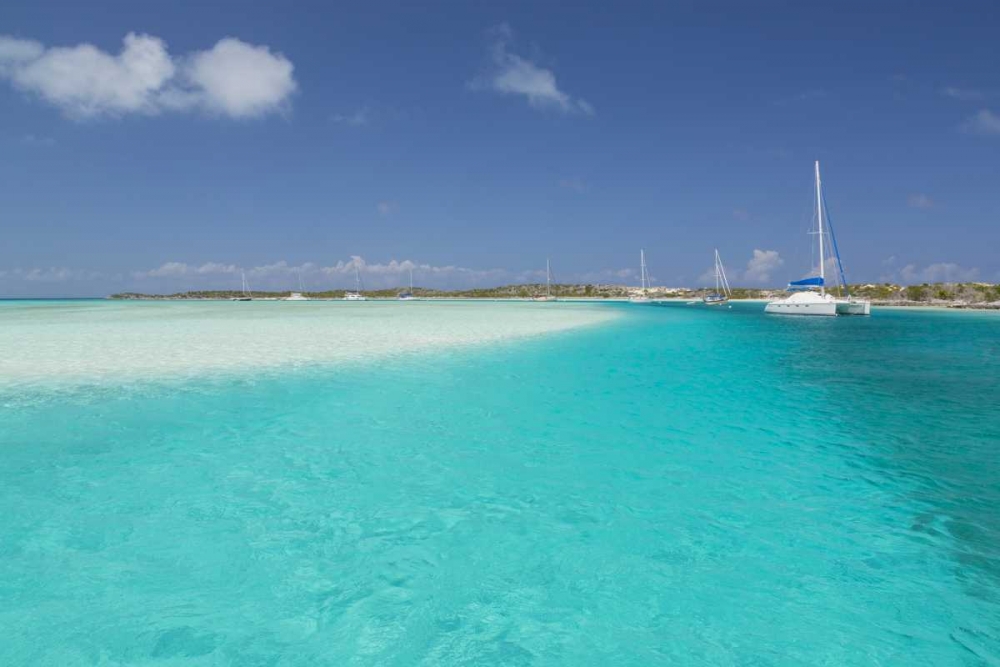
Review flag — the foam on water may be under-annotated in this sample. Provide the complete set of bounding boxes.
[0,300,618,388]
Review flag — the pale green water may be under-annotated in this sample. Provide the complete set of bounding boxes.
[1,301,998,665]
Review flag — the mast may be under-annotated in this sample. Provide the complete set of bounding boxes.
[409,267,413,293]
[815,160,825,296]
[546,258,551,297]
[640,249,647,291]
[715,249,721,293]
[354,264,361,293]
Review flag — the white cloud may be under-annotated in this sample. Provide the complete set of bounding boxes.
[900,262,979,283]
[962,109,1000,136]
[0,32,296,119]
[1,267,101,282]
[135,261,238,278]
[558,178,586,193]
[743,249,783,284]
[907,193,933,209]
[942,86,986,101]
[470,23,593,115]
[332,108,368,126]
[376,201,397,216]
[732,208,750,221]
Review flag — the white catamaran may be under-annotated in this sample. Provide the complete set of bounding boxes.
[344,264,367,301]
[286,269,309,300]
[629,249,652,302]
[703,249,732,305]
[765,161,870,317]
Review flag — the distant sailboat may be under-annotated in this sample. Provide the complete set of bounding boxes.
[765,161,870,316]
[703,249,732,305]
[344,264,367,301]
[629,249,652,302]
[398,267,415,300]
[233,270,253,301]
[286,269,309,300]
[534,258,556,301]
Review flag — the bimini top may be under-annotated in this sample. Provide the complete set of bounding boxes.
[787,276,824,290]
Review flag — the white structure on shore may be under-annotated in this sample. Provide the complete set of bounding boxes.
[765,161,870,316]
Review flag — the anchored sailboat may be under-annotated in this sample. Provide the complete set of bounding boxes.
[765,162,870,316]
[629,249,652,302]
[344,264,367,301]
[534,258,556,301]
[398,267,415,300]
[703,249,732,305]
[286,269,309,300]
[232,270,253,301]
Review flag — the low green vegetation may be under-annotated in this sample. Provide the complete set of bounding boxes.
[109,281,1000,305]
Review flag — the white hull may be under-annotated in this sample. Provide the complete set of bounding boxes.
[343,293,366,301]
[765,300,837,316]
[765,291,870,316]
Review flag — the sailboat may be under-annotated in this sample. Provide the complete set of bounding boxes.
[534,258,556,301]
[629,249,652,302]
[344,264,367,301]
[286,269,309,300]
[703,249,732,305]
[765,161,870,316]
[398,267,415,300]
[232,270,253,301]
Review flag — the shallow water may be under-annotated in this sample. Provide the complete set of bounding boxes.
[1,301,998,665]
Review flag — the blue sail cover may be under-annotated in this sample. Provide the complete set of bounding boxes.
[787,276,824,290]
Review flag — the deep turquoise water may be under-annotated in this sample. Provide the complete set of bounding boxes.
[2,302,999,665]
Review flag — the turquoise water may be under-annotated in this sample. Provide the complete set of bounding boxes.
[2,302,999,665]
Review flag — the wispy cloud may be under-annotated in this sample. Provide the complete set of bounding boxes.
[1,267,102,282]
[21,133,55,146]
[899,262,980,283]
[942,86,986,101]
[962,109,1000,136]
[376,200,397,216]
[0,33,296,119]
[732,208,750,221]
[907,193,933,209]
[743,249,783,285]
[469,23,593,115]
[331,108,368,126]
[773,89,828,106]
[558,178,586,193]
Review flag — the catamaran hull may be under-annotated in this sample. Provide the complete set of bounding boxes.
[764,301,837,316]
[836,300,871,315]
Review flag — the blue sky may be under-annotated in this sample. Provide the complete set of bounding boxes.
[1,0,998,296]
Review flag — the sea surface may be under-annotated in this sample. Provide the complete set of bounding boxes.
[1,300,998,665]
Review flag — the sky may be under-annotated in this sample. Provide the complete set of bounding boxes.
[1,0,998,297]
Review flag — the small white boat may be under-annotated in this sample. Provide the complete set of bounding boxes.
[703,249,732,305]
[629,249,652,302]
[344,264,367,301]
[232,271,253,301]
[765,161,870,317]
[534,258,557,301]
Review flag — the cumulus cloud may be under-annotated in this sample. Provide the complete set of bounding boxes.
[743,249,783,284]
[134,261,238,278]
[0,33,296,119]
[962,109,1000,136]
[899,262,979,283]
[1,267,102,282]
[470,23,593,115]
[907,193,933,209]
